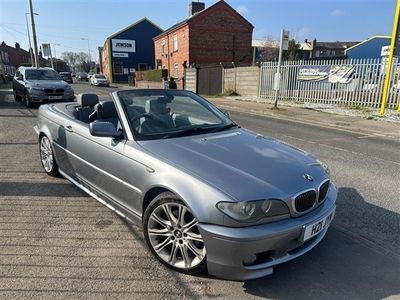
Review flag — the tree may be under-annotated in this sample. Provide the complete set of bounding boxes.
[283,39,300,61]
[259,36,279,62]
[61,51,90,72]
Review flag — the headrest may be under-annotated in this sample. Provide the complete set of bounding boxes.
[96,101,118,119]
[77,93,99,107]
[145,97,169,115]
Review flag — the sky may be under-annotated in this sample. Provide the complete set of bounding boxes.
[0,0,396,62]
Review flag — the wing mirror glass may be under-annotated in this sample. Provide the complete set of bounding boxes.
[17,74,23,81]
[89,121,122,138]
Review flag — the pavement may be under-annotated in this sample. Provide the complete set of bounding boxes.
[205,96,400,140]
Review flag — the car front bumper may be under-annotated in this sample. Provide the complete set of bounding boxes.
[198,184,337,281]
[30,94,75,103]
[93,82,109,86]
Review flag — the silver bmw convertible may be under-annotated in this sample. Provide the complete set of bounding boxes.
[34,89,336,280]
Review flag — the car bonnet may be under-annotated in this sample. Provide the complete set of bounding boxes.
[138,129,327,201]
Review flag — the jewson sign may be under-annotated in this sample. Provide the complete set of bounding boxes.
[112,39,136,52]
[298,65,354,83]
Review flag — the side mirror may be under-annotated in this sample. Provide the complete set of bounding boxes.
[89,121,122,138]
[17,74,23,81]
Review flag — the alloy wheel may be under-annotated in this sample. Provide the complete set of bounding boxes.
[40,136,54,173]
[147,202,206,270]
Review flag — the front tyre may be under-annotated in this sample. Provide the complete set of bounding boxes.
[13,90,22,102]
[39,135,59,176]
[24,92,33,108]
[143,193,207,275]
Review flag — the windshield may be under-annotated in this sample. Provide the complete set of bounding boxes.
[95,75,106,79]
[116,89,234,140]
[25,69,61,80]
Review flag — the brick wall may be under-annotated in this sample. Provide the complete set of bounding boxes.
[189,3,253,65]
[154,26,189,80]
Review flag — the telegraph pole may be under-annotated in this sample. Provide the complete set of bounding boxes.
[25,13,34,67]
[28,0,39,68]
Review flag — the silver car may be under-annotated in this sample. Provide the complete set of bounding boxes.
[34,89,336,280]
[13,67,75,108]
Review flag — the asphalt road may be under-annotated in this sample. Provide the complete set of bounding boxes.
[0,81,399,299]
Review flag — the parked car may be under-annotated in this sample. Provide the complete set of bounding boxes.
[59,72,73,84]
[87,72,94,80]
[12,67,75,108]
[34,89,336,280]
[76,72,88,81]
[90,74,109,87]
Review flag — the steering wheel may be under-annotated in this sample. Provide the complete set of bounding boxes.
[131,113,155,123]
[131,113,171,133]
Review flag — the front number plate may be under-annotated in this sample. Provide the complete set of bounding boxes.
[48,96,62,99]
[300,209,335,242]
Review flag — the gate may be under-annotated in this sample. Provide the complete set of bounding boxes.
[197,66,222,95]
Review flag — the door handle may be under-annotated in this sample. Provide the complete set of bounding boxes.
[65,125,73,132]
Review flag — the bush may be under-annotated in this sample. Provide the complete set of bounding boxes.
[136,69,168,82]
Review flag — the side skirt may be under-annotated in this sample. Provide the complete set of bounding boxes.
[59,169,143,227]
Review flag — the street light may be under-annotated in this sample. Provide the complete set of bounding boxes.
[81,38,91,72]
[53,43,60,71]
[25,12,38,67]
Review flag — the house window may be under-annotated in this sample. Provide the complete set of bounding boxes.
[161,40,166,54]
[113,62,123,74]
[174,63,178,78]
[162,65,166,69]
[173,34,178,52]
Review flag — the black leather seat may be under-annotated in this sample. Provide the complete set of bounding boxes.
[90,101,119,128]
[76,93,99,123]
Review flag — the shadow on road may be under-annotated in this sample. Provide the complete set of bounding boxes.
[0,182,89,198]
[242,187,400,299]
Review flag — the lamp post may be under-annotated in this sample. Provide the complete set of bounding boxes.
[81,38,91,72]
[53,43,60,71]
[28,0,39,68]
[25,12,38,67]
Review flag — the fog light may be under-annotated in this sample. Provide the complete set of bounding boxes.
[243,254,257,266]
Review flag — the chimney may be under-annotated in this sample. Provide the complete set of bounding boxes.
[189,1,205,17]
[15,42,20,49]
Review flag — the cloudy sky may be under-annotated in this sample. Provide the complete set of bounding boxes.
[0,0,396,61]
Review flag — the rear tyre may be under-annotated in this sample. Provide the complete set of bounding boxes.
[13,90,22,102]
[143,192,207,275]
[39,135,59,176]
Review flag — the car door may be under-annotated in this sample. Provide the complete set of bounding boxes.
[62,118,145,218]
[13,69,24,97]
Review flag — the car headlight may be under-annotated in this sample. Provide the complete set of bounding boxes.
[217,199,289,223]
[29,86,44,95]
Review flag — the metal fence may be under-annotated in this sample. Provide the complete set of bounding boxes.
[259,58,400,109]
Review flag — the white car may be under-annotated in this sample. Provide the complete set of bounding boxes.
[90,74,109,87]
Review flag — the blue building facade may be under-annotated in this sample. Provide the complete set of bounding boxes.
[345,36,391,59]
[102,18,163,83]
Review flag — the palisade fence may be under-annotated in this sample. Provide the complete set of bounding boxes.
[259,58,400,109]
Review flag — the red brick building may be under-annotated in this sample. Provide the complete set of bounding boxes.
[153,0,254,80]
[0,42,32,75]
